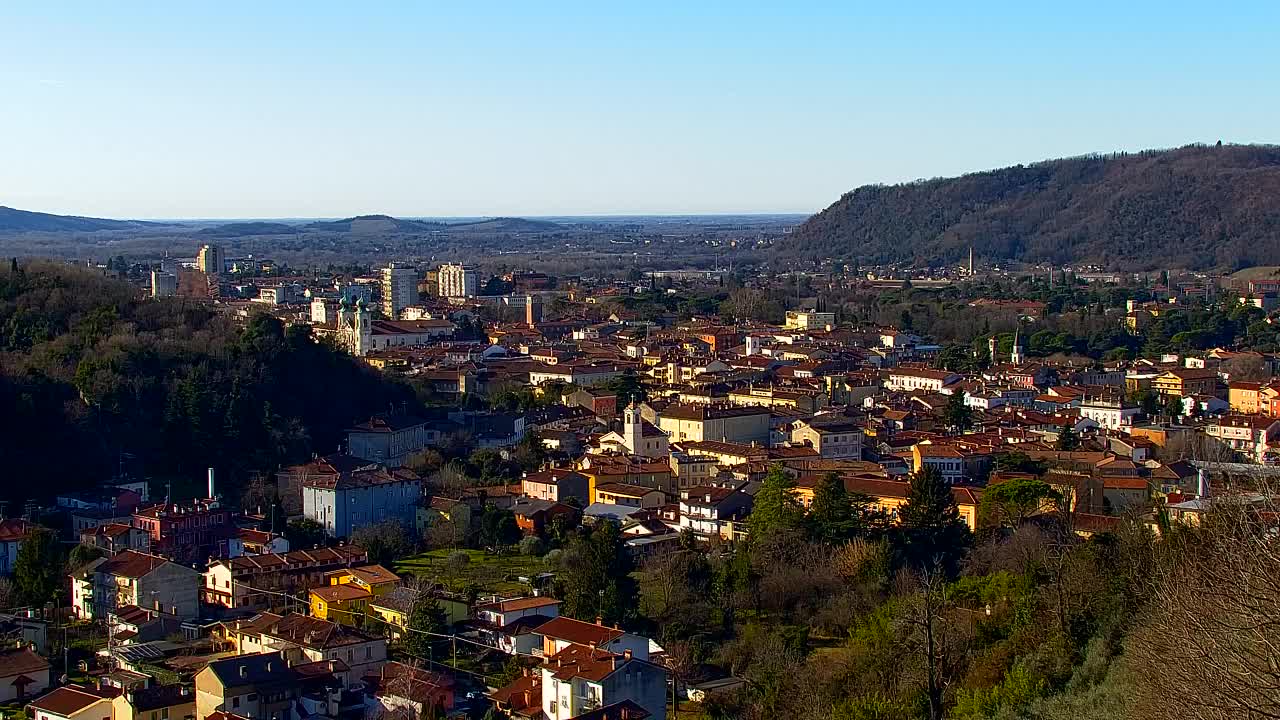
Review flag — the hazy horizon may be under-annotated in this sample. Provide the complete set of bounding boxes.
[3,3,1278,218]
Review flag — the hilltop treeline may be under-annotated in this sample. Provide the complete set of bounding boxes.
[785,144,1280,271]
[0,262,418,504]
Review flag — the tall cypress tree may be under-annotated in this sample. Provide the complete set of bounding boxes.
[896,466,971,576]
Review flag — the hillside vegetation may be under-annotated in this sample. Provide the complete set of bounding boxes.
[0,262,418,505]
[785,144,1280,271]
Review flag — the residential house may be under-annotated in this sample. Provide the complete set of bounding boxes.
[1204,415,1280,463]
[70,550,200,621]
[510,499,580,536]
[368,587,470,637]
[28,686,116,720]
[112,685,195,720]
[591,484,666,509]
[521,470,591,505]
[220,613,388,677]
[0,519,39,576]
[538,644,667,720]
[790,419,864,459]
[0,644,50,702]
[678,486,753,542]
[536,616,651,661]
[80,523,151,555]
[367,661,456,719]
[194,652,304,720]
[309,584,371,627]
[475,597,562,655]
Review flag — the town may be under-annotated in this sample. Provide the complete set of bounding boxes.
[2,243,1277,720]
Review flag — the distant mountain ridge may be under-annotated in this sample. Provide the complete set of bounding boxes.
[785,144,1280,271]
[197,221,300,237]
[0,206,170,233]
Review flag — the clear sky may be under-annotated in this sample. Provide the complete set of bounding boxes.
[1,2,1276,219]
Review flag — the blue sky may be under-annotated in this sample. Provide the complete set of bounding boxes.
[1,2,1276,218]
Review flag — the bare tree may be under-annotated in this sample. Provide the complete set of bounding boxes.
[897,566,975,720]
[1129,496,1280,720]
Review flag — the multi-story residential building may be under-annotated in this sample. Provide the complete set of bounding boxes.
[204,546,368,610]
[301,465,421,538]
[538,644,667,720]
[790,419,863,459]
[911,443,967,484]
[668,451,720,490]
[1228,381,1263,414]
[1153,368,1219,398]
[678,485,753,542]
[1204,415,1280,463]
[528,362,628,388]
[784,310,835,331]
[521,469,591,505]
[80,523,151,555]
[150,270,177,298]
[655,403,771,445]
[381,263,418,319]
[112,684,196,720]
[69,550,201,621]
[592,483,666,508]
[885,368,960,393]
[438,263,479,299]
[346,413,429,468]
[195,652,305,720]
[197,244,224,276]
[1078,395,1142,429]
[132,498,234,565]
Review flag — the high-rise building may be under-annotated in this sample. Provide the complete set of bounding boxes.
[196,244,224,276]
[150,270,177,298]
[381,263,418,319]
[438,263,479,299]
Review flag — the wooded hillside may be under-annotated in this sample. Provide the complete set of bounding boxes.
[784,144,1280,271]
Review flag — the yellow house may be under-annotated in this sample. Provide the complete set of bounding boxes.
[368,587,470,638]
[309,584,371,626]
[324,564,401,598]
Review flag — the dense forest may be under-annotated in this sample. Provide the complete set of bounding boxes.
[785,144,1280,271]
[0,261,418,504]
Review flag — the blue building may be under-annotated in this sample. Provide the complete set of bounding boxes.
[301,465,421,538]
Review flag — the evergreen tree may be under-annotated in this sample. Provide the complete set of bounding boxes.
[944,392,973,433]
[555,521,637,625]
[405,593,449,658]
[808,472,852,542]
[14,527,62,606]
[1056,425,1080,451]
[749,464,805,543]
[895,467,971,576]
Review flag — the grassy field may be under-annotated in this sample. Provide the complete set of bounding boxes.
[394,548,548,595]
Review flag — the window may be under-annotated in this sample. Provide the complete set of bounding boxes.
[247,694,258,702]
[232,698,240,709]
[162,709,169,719]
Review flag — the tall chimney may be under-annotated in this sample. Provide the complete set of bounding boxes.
[208,468,216,499]
[1196,467,1210,499]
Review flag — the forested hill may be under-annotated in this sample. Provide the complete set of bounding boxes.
[0,262,419,505]
[784,144,1280,271]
